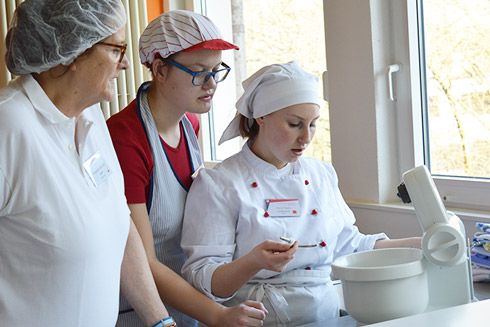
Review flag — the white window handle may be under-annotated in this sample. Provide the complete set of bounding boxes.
[386,63,401,101]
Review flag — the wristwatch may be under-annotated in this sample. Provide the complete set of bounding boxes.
[152,317,177,327]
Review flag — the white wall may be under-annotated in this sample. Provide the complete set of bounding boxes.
[324,0,382,204]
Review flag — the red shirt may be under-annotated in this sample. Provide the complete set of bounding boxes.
[107,99,199,204]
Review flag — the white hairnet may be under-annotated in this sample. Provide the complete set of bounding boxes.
[5,0,127,75]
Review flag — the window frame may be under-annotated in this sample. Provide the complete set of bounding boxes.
[322,0,490,212]
[185,0,242,167]
[193,0,490,212]
[199,0,330,166]
[396,0,490,211]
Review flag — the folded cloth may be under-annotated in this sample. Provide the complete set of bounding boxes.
[485,243,490,252]
[471,251,490,269]
[473,232,490,245]
[472,263,490,282]
[473,223,490,251]
[470,224,490,281]
[476,222,490,232]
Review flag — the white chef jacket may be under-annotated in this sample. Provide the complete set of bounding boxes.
[0,75,130,326]
[181,142,387,326]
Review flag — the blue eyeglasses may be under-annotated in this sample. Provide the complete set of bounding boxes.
[168,60,231,86]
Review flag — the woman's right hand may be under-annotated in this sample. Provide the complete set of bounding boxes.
[248,240,298,272]
[215,300,268,327]
[210,240,299,298]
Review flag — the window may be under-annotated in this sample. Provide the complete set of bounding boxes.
[421,0,490,179]
[202,0,330,163]
[416,0,490,209]
[397,0,490,211]
[321,0,490,212]
[194,0,239,163]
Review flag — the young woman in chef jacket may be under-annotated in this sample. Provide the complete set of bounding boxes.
[181,61,421,326]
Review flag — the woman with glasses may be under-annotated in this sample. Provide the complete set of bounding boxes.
[0,0,173,326]
[107,10,267,327]
[181,61,422,326]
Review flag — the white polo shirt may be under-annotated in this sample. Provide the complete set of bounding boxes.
[0,75,130,326]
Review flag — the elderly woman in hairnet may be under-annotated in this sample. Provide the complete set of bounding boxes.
[0,1,173,326]
[108,10,267,327]
[181,61,421,326]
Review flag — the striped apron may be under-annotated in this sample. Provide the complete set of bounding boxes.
[117,82,202,327]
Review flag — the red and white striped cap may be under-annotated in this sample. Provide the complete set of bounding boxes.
[139,10,239,67]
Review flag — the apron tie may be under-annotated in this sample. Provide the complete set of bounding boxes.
[247,283,290,326]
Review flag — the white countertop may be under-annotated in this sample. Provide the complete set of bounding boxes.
[370,298,490,327]
[299,282,490,327]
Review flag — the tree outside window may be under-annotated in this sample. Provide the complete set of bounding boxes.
[423,0,490,178]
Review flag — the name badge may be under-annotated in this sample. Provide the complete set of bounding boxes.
[266,199,300,217]
[83,151,112,188]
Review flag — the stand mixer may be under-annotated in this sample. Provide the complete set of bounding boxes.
[332,165,474,324]
[397,165,474,311]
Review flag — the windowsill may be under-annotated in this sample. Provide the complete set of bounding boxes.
[346,200,490,222]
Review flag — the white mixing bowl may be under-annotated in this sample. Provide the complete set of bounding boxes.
[332,248,428,324]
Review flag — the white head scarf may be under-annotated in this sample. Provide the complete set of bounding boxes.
[219,61,322,145]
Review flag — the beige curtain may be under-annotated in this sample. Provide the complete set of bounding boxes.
[0,0,151,119]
